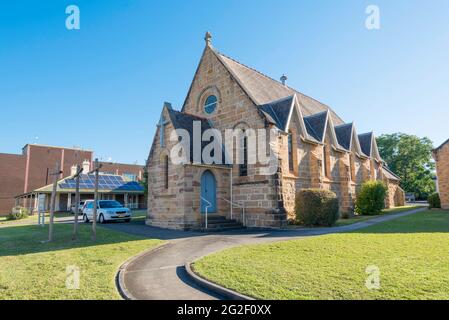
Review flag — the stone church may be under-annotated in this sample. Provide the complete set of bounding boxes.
[146,33,405,230]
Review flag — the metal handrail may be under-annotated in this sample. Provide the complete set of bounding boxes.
[200,196,212,230]
[219,197,246,227]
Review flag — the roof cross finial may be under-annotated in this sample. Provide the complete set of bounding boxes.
[204,31,212,46]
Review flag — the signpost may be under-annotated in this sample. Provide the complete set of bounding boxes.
[48,162,62,242]
[88,159,102,241]
[72,165,83,241]
[37,194,46,227]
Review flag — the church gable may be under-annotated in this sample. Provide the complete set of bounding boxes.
[145,33,405,231]
[181,38,265,133]
[259,95,295,132]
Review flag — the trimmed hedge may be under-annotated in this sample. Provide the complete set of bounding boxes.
[355,181,387,215]
[428,193,441,209]
[295,189,340,227]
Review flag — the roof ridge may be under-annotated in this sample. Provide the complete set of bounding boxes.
[216,50,343,123]
[216,51,288,89]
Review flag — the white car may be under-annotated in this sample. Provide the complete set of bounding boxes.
[70,201,86,215]
[82,200,132,224]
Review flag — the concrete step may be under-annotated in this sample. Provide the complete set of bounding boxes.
[206,219,239,225]
[198,215,245,232]
[199,225,246,232]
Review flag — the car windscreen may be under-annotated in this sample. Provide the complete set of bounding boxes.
[99,201,123,209]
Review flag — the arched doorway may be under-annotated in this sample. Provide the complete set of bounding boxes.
[201,170,217,214]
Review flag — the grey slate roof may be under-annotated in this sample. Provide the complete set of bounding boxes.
[167,108,227,165]
[216,52,345,126]
[358,132,373,156]
[303,111,328,142]
[334,123,353,150]
[258,96,294,131]
[167,108,211,135]
[382,166,400,181]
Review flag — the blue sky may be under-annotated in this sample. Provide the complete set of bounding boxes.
[1,0,448,164]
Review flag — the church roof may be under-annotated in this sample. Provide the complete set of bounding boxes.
[259,96,294,131]
[303,111,328,142]
[382,166,400,181]
[334,123,354,150]
[167,108,212,135]
[358,132,373,156]
[215,52,344,126]
[167,108,228,165]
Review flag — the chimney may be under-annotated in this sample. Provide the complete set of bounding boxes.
[83,160,90,173]
[280,74,288,86]
[70,165,78,176]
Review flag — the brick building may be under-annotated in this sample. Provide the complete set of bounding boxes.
[15,161,145,213]
[0,144,144,215]
[433,139,449,209]
[146,33,404,230]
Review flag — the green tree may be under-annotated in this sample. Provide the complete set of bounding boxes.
[377,133,435,199]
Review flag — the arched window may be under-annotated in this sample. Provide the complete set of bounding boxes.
[239,134,248,177]
[164,155,169,189]
[204,95,218,114]
[288,131,294,172]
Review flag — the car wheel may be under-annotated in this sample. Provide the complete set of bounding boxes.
[99,214,106,224]
[83,214,89,223]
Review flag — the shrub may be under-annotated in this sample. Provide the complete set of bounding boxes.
[295,189,340,227]
[6,207,30,221]
[355,181,387,215]
[428,193,441,209]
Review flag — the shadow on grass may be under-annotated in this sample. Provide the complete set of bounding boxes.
[0,219,212,257]
[0,223,156,257]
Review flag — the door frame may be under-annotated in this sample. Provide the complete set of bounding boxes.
[200,170,217,214]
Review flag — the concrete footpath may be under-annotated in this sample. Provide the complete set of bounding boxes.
[108,207,425,300]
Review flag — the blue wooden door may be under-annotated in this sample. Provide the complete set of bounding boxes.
[201,171,217,214]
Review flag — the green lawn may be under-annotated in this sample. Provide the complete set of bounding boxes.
[131,210,147,221]
[0,222,162,300]
[193,210,449,300]
[0,212,72,226]
[334,205,422,227]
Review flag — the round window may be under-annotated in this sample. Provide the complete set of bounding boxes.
[204,95,217,114]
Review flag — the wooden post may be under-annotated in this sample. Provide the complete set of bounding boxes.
[89,158,102,241]
[72,165,83,241]
[48,162,62,242]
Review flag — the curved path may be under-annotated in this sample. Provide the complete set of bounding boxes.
[108,208,425,300]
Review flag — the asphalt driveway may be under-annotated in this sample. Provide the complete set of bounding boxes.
[103,207,426,300]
